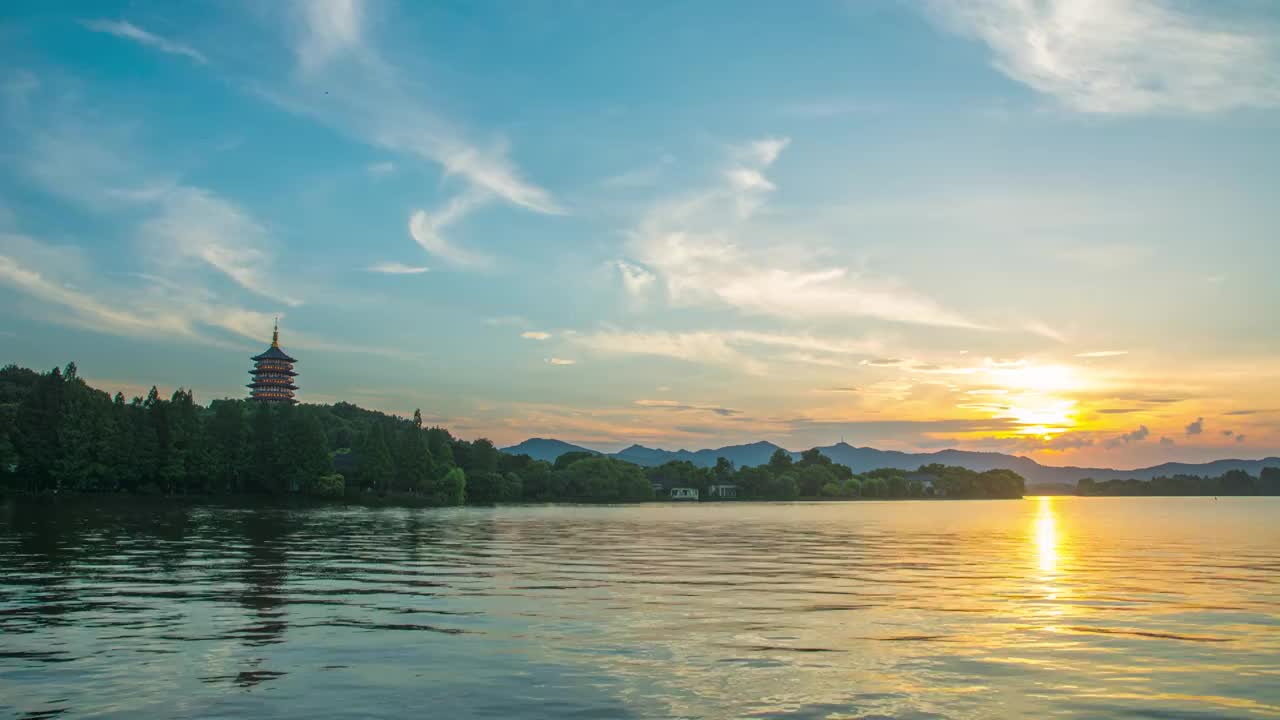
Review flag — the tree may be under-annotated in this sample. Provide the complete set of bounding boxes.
[209,400,247,493]
[767,448,794,475]
[554,450,596,471]
[1260,467,1280,496]
[425,466,466,505]
[358,423,394,493]
[394,424,434,493]
[713,456,735,484]
[797,464,836,497]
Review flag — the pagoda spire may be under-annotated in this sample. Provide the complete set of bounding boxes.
[272,317,280,348]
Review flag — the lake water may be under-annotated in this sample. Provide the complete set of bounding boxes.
[1,497,1278,719]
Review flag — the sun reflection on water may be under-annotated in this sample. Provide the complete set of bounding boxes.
[1035,496,1058,575]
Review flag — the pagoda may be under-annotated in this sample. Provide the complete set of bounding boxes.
[248,319,298,403]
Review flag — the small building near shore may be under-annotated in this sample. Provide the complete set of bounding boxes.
[706,484,738,499]
[670,487,699,501]
[906,471,943,497]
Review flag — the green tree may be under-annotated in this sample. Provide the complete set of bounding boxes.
[797,464,836,497]
[358,423,394,493]
[767,448,794,475]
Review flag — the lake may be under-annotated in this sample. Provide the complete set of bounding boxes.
[1,497,1278,719]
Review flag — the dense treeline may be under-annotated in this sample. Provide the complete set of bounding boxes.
[639,448,1024,500]
[1,363,1025,504]
[1078,470,1280,497]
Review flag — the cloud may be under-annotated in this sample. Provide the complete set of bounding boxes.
[818,387,860,393]
[1097,408,1141,415]
[601,154,674,188]
[925,0,1280,113]
[141,187,302,307]
[616,260,656,299]
[521,331,551,340]
[575,330,764,375]
[1076,350,1129,358]
[1223,429,1234,438]
[294,0,364,72]
[0,243,195,342]
[269,0,561,215]
[625,138,980,330]
[634,399,741,417]
[544,357,576,366]
[408,194,493,269]
[573,329,881,376]
[82,19,208,64]
[367,262,428,274]
[366,161,396,176]
[1105,424,1150,448]
[1185,417,1204,435]
[1025,321,1067,343]
[1236,434,1247,443]
[1159,436,1175,447]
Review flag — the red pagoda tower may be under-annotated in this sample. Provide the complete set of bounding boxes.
[248,319,298,403]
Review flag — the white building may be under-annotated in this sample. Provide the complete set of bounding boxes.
[670,487,699,501]
[706,484,738,499]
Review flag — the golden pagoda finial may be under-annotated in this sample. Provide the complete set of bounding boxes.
[272,317,279,347]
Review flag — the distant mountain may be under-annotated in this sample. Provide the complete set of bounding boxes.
[613,441,786,469]
[499,438,598,463]
[501,437,1280,487]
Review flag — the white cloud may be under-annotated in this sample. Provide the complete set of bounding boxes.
[294,0,364,72]
[572,328,882,376]
[366,161,396,176]
[615,260,655,299]
[408,191,493,269]
[82,19,208,65]
[141,187,302,307]
[1025,321,1067,343]
[625,138,981,329]
[521,331,551,340]
[544,357,576,366]
[1076,350,1129,358]
[926,0,1280,113]
[270,0,561,215]
[575,330,765,375]
[367,262,428,274]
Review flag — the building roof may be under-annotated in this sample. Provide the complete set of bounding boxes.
[252,345,296,363]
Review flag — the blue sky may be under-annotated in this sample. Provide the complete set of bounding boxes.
[2,0,1279,466]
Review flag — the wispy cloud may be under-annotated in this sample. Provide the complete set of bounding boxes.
[544,357,576,366]
[925,0,1280,113]
[367,262,429,274]
[82,19,208,65]
[408,191,493,268]
[1025,321,1067,343]
[141,188,302,307]
[615,260,656,299]
[521,331,551,340]
[634,399,741,417]
[268,0,561,215]
[366,161,396,176]
[1185,417,1204,436]
[1076,350,1129,358]
[622,138,981,329]
[573,328,882,376]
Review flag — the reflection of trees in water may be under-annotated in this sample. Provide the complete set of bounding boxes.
[236,511,292,649]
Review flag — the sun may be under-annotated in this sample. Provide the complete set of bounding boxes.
[986,363,1086,438]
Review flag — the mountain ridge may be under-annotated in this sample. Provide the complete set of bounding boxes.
[500,438,1280,486]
